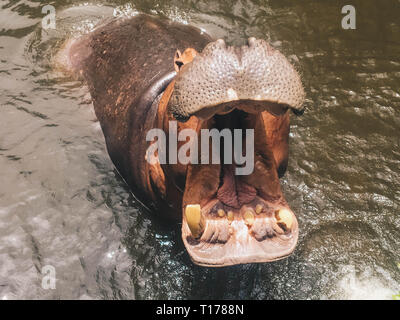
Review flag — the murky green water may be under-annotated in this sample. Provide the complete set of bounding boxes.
[0,0,399,299]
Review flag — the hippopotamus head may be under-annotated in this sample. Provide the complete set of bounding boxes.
[166,38,305,266]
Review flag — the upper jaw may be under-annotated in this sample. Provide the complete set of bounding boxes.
[168,37,305,122]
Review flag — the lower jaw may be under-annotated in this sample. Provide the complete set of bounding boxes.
[181,196,299,267]
[179,109,298,266]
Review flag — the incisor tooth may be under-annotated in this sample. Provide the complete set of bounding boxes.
[227,211,234,222]
[185,204,204,238]
[255,204,263,214]
[244,210,255,226]
[217,209,226,217]
[275,208,294,230]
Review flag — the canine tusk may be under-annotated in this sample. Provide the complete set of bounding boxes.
[275,208,294,230]
[185,204,204,238]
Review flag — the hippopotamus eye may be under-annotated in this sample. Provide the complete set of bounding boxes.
[292,108,305,116]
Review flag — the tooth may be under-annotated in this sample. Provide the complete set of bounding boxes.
[185,204,204,238]
[255,204,263,214]
[227,211,234,222]
[217,209,226,217]
[275,208,294,230]
[244,210,255,226]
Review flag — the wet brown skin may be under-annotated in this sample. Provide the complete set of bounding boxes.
[63,14,301,267]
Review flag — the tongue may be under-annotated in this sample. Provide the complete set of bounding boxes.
[217,165,257,208]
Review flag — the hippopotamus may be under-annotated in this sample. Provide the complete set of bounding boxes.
[62,14,305,267]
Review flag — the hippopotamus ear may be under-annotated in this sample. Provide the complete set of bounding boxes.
[174,48,198,72]
[174,50,183,72]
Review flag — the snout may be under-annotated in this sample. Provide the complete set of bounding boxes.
[168,38,305,122]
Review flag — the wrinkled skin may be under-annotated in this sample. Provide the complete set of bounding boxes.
[62,14,305,267]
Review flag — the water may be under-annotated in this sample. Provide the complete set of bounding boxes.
[0,0,399,300]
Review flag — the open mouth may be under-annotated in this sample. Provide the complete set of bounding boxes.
[168,38,304,267]
[180,108,298,267]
